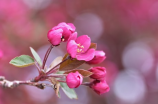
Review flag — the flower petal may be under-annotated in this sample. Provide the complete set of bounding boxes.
[67,40,77,58]
[66,71,83,88]
[67,23,76,32]
[47,29,63,46]
[87,50,106,64]
[68,32,77,42]
[76,48,95,61]
[52,22,74,42]
[75,35,91,52]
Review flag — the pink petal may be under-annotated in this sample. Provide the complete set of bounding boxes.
[76,48,95,61]
[67,40,77,58]
[47,29,63,46]
[68,32,77,42]
[51,22,67,30]
[95,50,105,56]
[75,35,91,52]
[66,71,83,88]
[62,27,71,41]
[87,50,106,64]
[67,23,76,32]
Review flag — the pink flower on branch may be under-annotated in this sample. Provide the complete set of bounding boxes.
[47,29,63,46]
[67,35,95,61]
[66,71,83,88]
[90,80,110,95]
[47,22,76,46]
[89,67,106,80]
[87,50,106,64]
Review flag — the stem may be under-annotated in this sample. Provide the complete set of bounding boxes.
[47,74,67,78]
[57,80,66,83]
[46,56,70,75]
[81,82,91,86]
[35,62,41,73]
[42,45,53,69]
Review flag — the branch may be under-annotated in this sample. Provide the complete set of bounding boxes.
[0,76,54,89]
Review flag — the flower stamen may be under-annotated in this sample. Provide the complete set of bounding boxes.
[77,44,84,53]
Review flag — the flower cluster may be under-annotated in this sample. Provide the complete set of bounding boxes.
[48,22,109,95]
[8,22,110,99]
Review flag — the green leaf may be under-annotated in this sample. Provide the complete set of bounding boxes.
[60,82,78,99]
[9,55,35,67]
[64,69,93,77]
[30,47,42,66]
[59,53,85,71]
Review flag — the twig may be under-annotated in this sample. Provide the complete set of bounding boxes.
[0,76,54,89]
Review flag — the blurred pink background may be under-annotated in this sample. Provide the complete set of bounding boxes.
[1,0,158,104]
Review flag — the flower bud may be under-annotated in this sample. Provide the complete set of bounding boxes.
[89,67,106,80]
[66,71,83,88]
[90,80,110,95]
[87,51,106,64]
[47,29,63,46]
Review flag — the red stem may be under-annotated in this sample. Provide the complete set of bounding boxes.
[46,56,70,75]
[42,45,53,69]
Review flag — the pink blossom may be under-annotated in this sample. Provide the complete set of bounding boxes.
[67,32,77,42]
[90,80,110,95]
[87,50,106,64]
[47,22,76,46]
[89,67,106,80]
[47,29,63,46]
[67,35,95,61]
[66,71,83,88]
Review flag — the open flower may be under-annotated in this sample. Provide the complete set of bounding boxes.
[87,50,106,64]
[47,22,76,46]
[66,71,83,88]
[89,67,106,80]
[67,35,95,61]
[90,80,110,95]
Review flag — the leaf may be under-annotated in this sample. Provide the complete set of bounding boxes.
[89,43,97,49]
[54,82,60,97]
[64,69,93,77]
[59,53,85,71]
[58,92,61,98]
[49,77,60,97]
[46,56,63,74]
[47,56,63,72]
[60,82,78,99]
[30,47,42,66]
[9,55,35,67]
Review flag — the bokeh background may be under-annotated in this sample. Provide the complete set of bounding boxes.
[0,0,158,104]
